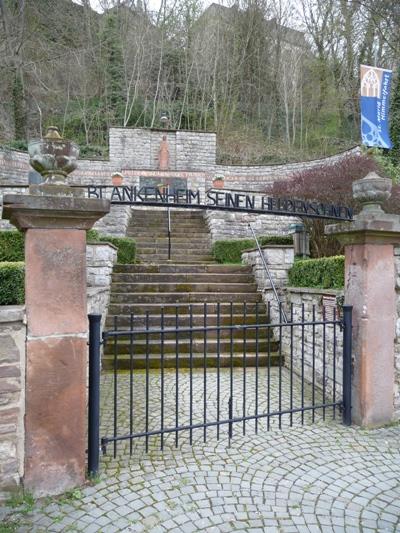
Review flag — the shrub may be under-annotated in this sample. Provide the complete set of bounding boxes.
[86,229,100,242]
[288,256,344,289]
[212,235,293,264]
[98,236,136,264]
[86,230,135,263]
[0,231,24,262]
[0,262,25,305]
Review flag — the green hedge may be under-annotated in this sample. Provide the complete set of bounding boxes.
[288,256,344,289]
[0,262,25,305]
[0,231,25,262]
[99,236,136,264]
[212,235,293,264]
[87,230,136,264]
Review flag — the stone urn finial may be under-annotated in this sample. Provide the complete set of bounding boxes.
[352,171,392,215]
[28,126,80,195]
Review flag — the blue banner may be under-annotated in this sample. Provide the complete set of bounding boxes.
[360,65,393,149]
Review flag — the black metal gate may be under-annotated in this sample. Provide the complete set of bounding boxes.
[87,304,352,475]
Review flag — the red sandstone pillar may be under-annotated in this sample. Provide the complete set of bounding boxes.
[326,172,400,427]
[2,195,109,496]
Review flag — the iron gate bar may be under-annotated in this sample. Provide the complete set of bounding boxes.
[100,402,345,446]
[87,314,101,477]
[312,306,316,423]
[301,304,305,425]
[161,308,165,450]
[129,313,134,455]
[333,307,337,420]
[323,311,326,421]
[255,302,259,434]
[102,319,343,339]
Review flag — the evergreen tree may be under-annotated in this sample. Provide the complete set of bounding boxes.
[12,69,26,141]
[101,12,124,125]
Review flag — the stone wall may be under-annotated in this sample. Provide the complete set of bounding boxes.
[87,242,118,330]
[242,245,343,400]
[0,130,360,239]
[0,306,26,501]
[241,245,294,289]
[205,210,299,241]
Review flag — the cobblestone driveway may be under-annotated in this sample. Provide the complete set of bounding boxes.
[2,369,400,532]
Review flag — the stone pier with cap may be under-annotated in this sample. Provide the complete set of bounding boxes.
[326,171,400,427]
[2,127,109,496]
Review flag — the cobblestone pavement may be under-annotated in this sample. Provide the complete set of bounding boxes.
[2,369,400,532]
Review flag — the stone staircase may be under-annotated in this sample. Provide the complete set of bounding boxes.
[127,208,213,263]
[104,208,279,369]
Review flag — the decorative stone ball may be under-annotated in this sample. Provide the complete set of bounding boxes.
[352,171,392,211]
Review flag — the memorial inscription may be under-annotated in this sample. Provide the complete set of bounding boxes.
[87,185,353,221]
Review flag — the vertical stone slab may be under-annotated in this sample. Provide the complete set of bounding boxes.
[2,195,109,496]
[344,243,395,426]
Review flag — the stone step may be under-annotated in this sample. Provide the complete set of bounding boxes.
[111,273,254,283]
[108,302,264,315]
[133,236,211,244]
[135,245,211,253]
[102,352,281,370]
[113,264,252,274]
[136,255,215,263]
[104,338,278,355]
[110,282,258,293]
[105,312,268,328]
[110,292,263,304]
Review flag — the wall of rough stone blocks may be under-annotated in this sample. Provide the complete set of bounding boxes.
[205,210,299,241]
[0,306,26,501]
[87,242,118,331]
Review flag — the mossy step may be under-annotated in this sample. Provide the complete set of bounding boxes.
[110,282,258,293]
[113,264,252,274]
[102,352,281,370]
[105,312,268,328]
[108,302,264,314]
[112,273,254,283]
[110,292,263,304]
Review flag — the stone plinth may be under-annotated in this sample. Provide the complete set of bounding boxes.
[2,194,109,496]
[326,213,400,427]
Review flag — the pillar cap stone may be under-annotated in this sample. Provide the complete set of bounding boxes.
[325,213,400,245]
[2,194,110,231]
